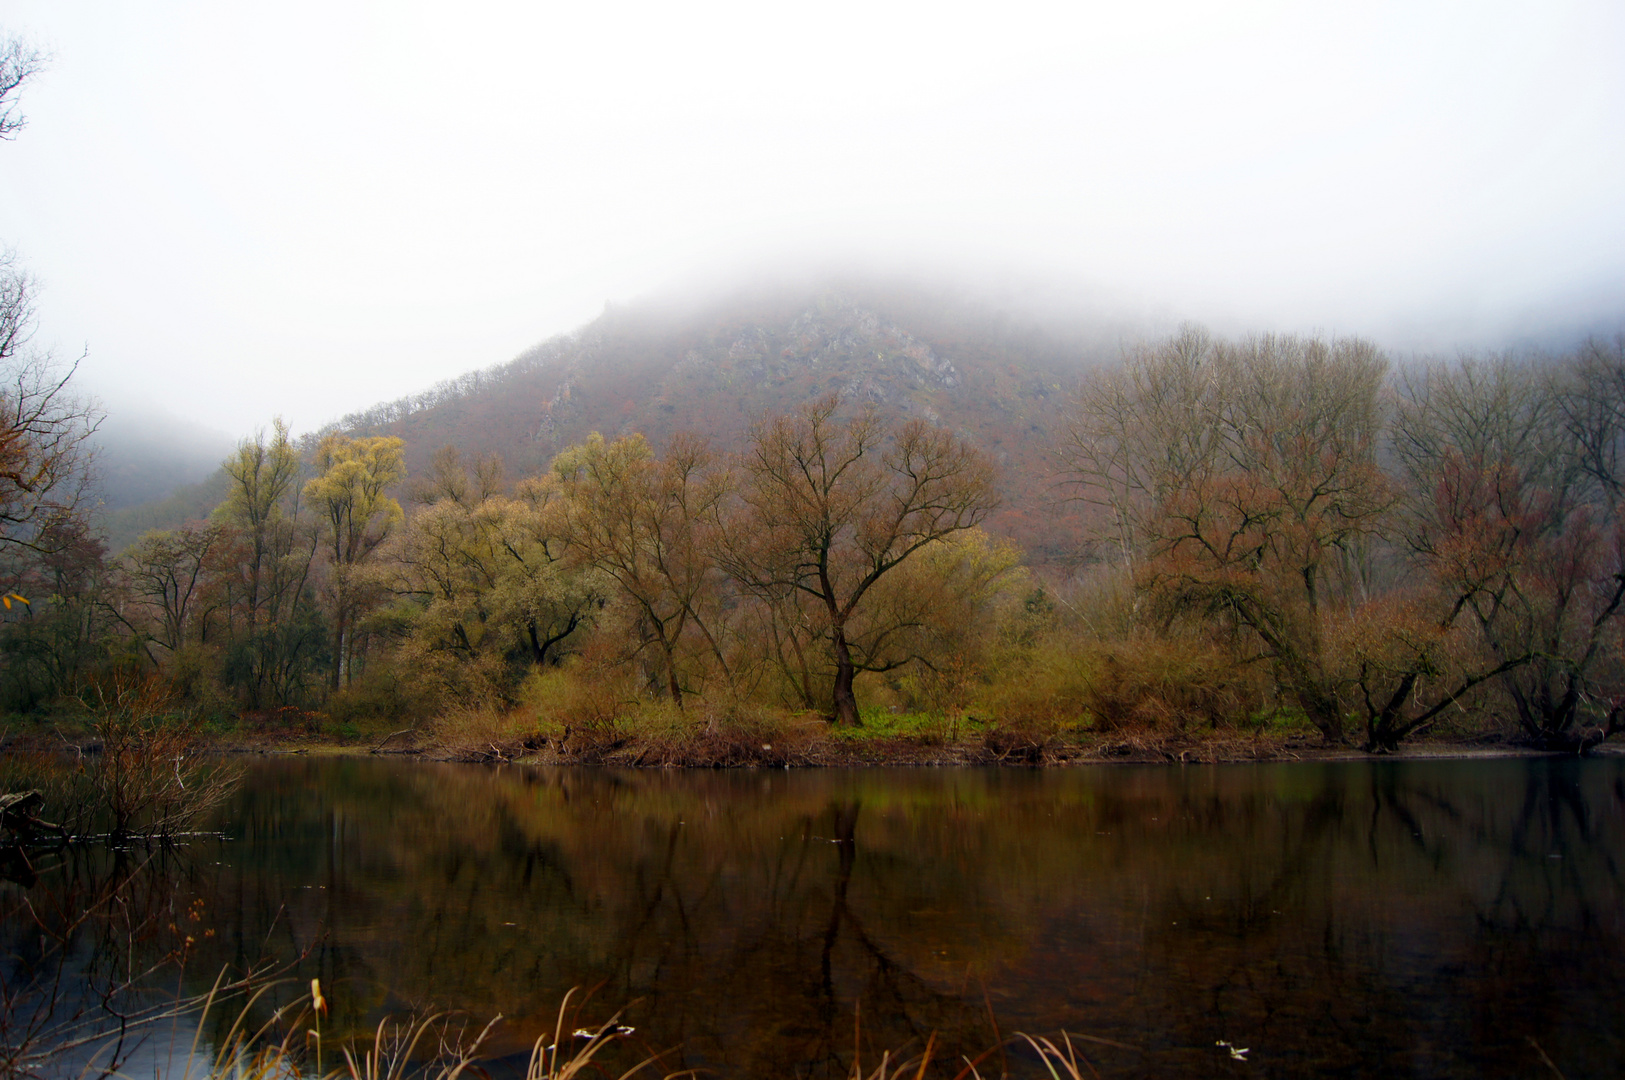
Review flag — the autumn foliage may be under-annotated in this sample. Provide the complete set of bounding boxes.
[1,328,1622,757]
[1062,331,1625,750]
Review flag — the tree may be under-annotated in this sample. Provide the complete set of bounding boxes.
[726,396,998,727]
[553,432,732,707]
[0,36,45,141]
[1560,335,1625,514]
[215,423,323,708]
[1057,324,1225,570]
[393,449,601,701]
[304,434,406,689]
[1064,331,1393,743]
[1394,354,1625,750]
[218,420,302,628]
[0,517,114,710]
[1342,591,1534,754]
[0,43,100,563]
[115,521,229,662]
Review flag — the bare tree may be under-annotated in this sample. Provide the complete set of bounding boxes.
[0,40,99,562]
[115,521,230,660]
[1057,323,1224,569]
[0,35,45,141]
[1394,353,1625,749]
[0,346,101,557]
[1560,335,1625,513]
[726,396,997,727]
[1064,330,1393,742]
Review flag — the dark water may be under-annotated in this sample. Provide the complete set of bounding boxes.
[17,758,1625,1078]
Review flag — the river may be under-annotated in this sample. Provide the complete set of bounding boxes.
[9,757,1623,1078]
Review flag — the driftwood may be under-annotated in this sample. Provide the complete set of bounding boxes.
[0,790,62,839]
[0,791,66,887]
[369,729,414,754]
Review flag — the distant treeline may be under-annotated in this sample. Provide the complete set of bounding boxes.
[1,328,1621,754]
[334,333,578,432]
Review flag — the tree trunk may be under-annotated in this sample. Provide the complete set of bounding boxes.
[330,608,347,691]
[1295,682,1345,744]
[527,612,581,668]
[830,626,860,728]
[658,635,684,709]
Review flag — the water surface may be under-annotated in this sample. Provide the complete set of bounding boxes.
[27,758,1625,1077]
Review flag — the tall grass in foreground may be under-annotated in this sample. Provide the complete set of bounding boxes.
[127,980,1129,1080]
[163,983,684,1080]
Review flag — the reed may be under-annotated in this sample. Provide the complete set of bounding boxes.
[64,974,1155,1080]
[149,982,686,1080]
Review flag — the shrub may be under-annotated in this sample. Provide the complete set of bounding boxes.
[1079,634,1264,732]
[324,665,437,727]
[76,674,240,841]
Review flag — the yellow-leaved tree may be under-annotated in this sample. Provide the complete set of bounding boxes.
[216,420,323,708]
[304,434,406,689]
[552,431,733,708]
[393,447,604,704]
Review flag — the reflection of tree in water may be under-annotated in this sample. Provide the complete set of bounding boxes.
[1459,760,1625,1079]
[178,765,1007,1078]
[1110,761,1625,1079]
[0,840,268,1077]
[167,759,1625,1079]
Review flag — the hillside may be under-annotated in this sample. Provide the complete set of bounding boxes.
[93,284,1123,563]
[337,284,1118,565]
[89,411,238,552]
[89,411,233,511]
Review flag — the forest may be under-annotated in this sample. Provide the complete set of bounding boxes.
[2,322,1621,759]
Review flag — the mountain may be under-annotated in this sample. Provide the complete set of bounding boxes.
[337,282,1120,566]
[92,282,1127,564]
[97,469,234,555]
[88,410,237,553]
[90,410,235,511]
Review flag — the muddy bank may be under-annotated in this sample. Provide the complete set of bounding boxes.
[336,730,1621,767]
[9,720,1618,768]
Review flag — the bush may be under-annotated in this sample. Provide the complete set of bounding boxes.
[76,674,240,840]
[523,660,639,754]
[1079,634,1264,732]
[983,630,1265,735]
[324,665,437,727]
[981,637,1096,729]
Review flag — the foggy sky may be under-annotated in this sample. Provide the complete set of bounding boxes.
[1,1,1622,439]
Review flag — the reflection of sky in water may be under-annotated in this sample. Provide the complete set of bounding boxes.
[10,758,1625,1079]
[45,1017,211,1080]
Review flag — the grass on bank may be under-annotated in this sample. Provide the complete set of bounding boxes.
[400,661,1312,766]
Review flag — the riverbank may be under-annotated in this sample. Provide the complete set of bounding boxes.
[7,708,1619,767]
[224,726,1624,766]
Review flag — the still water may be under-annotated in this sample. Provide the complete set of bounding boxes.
[34,758,1625,1077]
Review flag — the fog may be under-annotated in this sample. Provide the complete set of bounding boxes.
[88,407,234,510]
[0,1,1621,437]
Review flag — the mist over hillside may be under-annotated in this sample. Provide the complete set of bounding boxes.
[89,410,235,512]
[88,409,236,553]
[334,281,1126,564]
[97,275,1624,564]
[88,280,1128,559]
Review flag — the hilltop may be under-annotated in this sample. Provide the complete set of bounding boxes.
[95,282,1126,563]
[334,283,1120,566]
